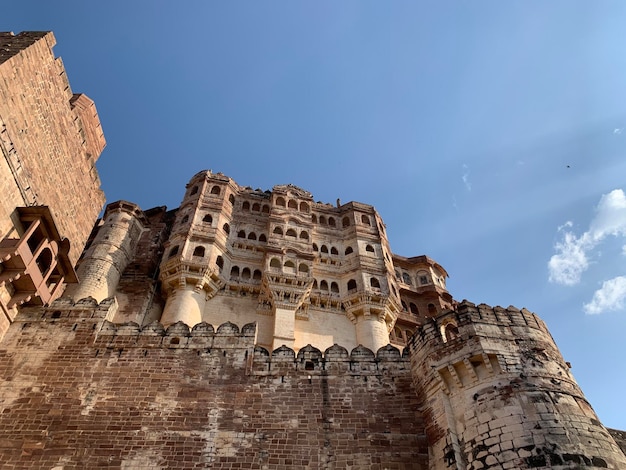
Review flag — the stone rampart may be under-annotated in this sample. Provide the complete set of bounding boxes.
[410,301,626,469]
[0,298,426,469]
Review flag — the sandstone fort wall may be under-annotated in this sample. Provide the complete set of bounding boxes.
[0,298,426,469]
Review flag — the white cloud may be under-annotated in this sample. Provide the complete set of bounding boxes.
[557,220,573,232]
[614,128,623,135]
[548,189,626,286]
[583,276,626,314]
[548,232,590,285]
[461,164,471,191]
[589,189,626,241]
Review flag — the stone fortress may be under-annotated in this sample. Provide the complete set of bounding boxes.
[0,31,625,469]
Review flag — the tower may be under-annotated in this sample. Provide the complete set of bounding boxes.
[409,301,626,469]
[68,201,146,303]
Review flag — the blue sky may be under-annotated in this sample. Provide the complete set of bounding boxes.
[5,2,626,428]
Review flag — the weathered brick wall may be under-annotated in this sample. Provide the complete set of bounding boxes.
[0,31,105,265]
[0,298,427,469]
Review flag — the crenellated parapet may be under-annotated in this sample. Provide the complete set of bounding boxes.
[89,317,411,377]
[96,319,257,351]
[409,301,626,470]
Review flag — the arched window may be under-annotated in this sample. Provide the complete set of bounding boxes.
[237,230,246,238]
[241,267,251,279]
[286,228,297,237]
[330,282,339,293]
[253,269,262,280]
[365,244,375,253]
[259,234,267,242]
[428,303,437,316]
[35,248,53,275]
[395,270,401,281]
[252,203,260,211]
[298,263,308,273]
[288,199,298,209]
[342,216,350,227]
[230,266,240,279]
[330,247,338,255]
[313,280,318,290]
[202,214,212,224]
[273,226,283,235]
[242,201,250,211]
[223,223,230,234]
[262,205,270,213]
[181,215,189,224]
[276,197,286,207]
[402,272,412,285]
[328,217,336,227]
[300,202,309,212]
[401,301,408,312]
[410,303,419,315]
[299,231,309,240]
[311,214,318,223]
[320,280,329,291]
[270,258,281,269]
[168,246,179,259]
[284,260,296,273]
[211,186,221,195]
[312,243,318,251]
[228,194,235,205]
[444,322,460,342]
[193,246,205,257]
[345,246,353,255]
[370,277,380,288]
[347,279,357,291]
[419,272,429,285]
[216,256,224,270]
[319,216,327,225]
[320,245,329,253]
[247,232,257,240]
[190,186,199,196]
[361,215,370,225]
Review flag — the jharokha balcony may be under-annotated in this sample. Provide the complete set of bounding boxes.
[0,207,77,316]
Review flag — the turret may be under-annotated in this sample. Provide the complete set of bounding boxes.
[68,201,146,303]
[159,171,232,326]
[409,301,626,469]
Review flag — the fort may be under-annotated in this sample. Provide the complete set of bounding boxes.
[0,31,625,469]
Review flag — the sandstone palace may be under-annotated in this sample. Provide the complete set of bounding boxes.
[1,31,625,469]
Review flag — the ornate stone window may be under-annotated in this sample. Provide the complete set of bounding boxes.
[0,207,78,309]
[168,246,179,258]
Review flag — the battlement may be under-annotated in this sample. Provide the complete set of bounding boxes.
[95,318,411,376]
[411,300,550,348]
